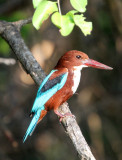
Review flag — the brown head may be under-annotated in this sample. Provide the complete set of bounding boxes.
[56,50,113,70]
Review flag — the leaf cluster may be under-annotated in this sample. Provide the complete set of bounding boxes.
[32,0,92,36]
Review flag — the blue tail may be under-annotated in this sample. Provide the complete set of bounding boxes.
[23,107,43,143]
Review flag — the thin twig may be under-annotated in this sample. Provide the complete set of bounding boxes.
[57,0,62,15]
[13,17,32,31]
[0,58,16,65]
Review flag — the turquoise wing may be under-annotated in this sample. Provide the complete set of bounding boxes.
[31,70,68,113]
[23,69,68,142]
[37,69,57,93]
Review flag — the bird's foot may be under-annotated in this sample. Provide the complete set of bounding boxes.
[59,112,75,122]
[54,110,75,122]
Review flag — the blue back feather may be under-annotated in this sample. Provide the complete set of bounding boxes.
[23,70,68,142]
[31,70,68,113]
[37,70,57,93]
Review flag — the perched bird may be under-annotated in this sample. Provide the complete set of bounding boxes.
[23,50,112,142]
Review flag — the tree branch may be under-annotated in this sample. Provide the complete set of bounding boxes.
[0,19,96,160]
[0,19,46,85]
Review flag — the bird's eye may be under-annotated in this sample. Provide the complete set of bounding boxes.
[76,55,81,59]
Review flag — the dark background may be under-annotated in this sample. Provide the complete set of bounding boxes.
[0,0,122,160]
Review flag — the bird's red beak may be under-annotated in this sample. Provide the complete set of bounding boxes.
[82,59,113,70]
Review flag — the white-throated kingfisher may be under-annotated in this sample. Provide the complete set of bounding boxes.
[23,50,112,142]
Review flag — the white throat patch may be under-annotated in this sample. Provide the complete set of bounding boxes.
[72,65,87,93]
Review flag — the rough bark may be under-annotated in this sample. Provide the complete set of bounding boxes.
[0,19,96,160]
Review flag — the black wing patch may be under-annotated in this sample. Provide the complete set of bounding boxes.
[40,73,65,93]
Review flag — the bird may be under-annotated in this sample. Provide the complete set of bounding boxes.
[23,50,112,142]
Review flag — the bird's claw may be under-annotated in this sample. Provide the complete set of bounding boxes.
[59,112,75,122]
[54,110,75,122]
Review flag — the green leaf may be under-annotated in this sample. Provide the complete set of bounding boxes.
[70,0,87,12]
[74,14,92,36]
[51,12,61,28]
[32,0,44,8]
[32,1,58,30]
[51,11,76,36]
